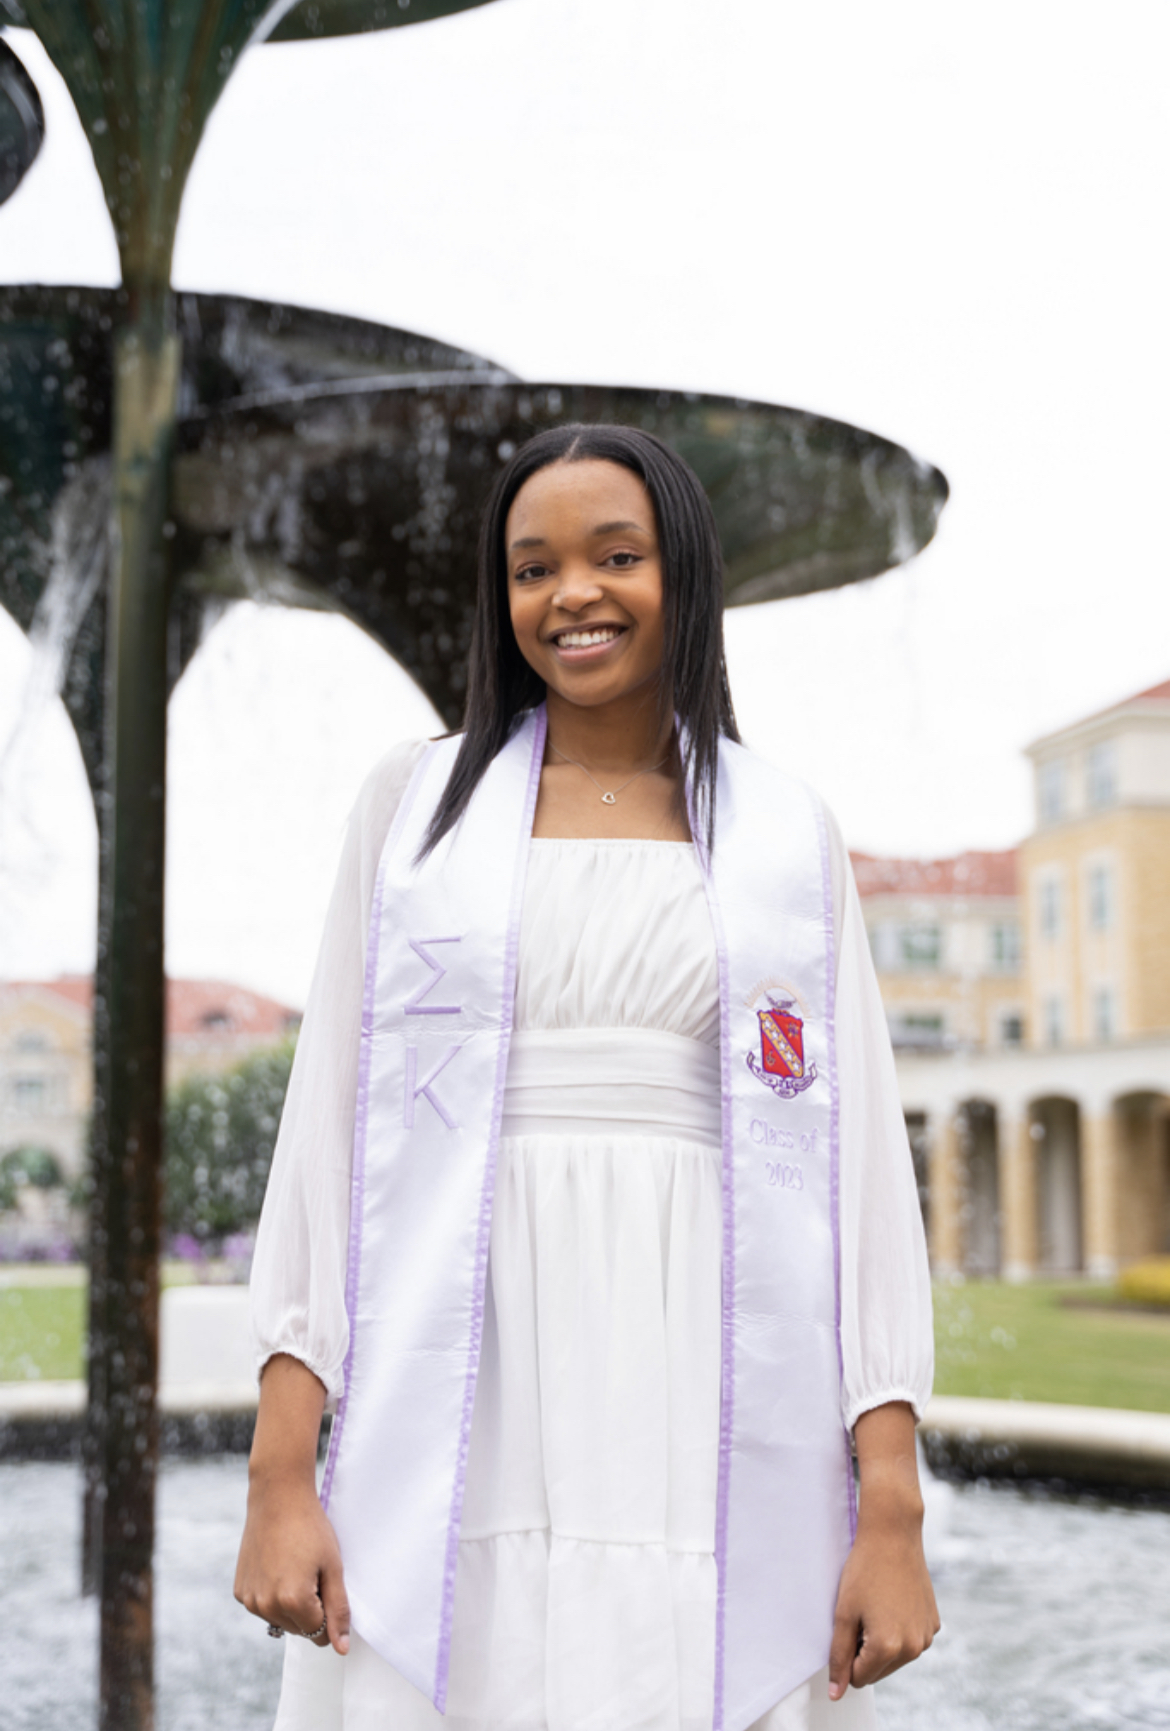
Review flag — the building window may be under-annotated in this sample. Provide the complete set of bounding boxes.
[891,1012,946,1049]
[1085,742,1117,810]
[1087,862,1114,932]
[11,1076,47,1113]
[1038,877,1062,942]
[866,924,893,971]
[1000,1013,1025,1046]
[990,921,1021,970]
[1044,995,1064,1047]
[13,1030,50,1054]
[1038,759,1065,824]
[200,1010,231,1030]
[1092,987,1116,1042]
[899,923,942,969]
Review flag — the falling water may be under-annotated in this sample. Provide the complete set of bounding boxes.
[1,455,109,770]
[0,458,109,970]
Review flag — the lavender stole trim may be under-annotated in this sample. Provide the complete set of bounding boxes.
[322,708,544,1709]
[694,738,852,1731]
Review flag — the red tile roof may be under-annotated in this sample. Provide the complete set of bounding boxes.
[850,849,1018,899]
[2,976,300,1036]
[1128,678,1170,704]
[10,975,94,1011]
[1048,675,1170,739]
[166,980,301,1038]
[1024,671,1170,754]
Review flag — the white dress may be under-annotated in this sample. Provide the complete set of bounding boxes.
[251,742,933,1731]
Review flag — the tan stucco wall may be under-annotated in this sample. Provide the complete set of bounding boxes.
[0,994,93,1177]
[1021,807,1170,1044]
[874,971,1025,1048]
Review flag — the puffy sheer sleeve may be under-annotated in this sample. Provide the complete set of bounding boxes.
[823,806,934,1432]
[249,738,429,1407]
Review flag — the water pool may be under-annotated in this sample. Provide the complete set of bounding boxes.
[3,1460,1166,1728]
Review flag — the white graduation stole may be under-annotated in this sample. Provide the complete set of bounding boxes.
[322,705,853,1731]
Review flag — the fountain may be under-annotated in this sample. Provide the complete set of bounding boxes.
[0,4,947,1727]
[1,284,947,755]
[0,38,40,208]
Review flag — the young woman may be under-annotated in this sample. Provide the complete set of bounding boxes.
[236,424,938,1731]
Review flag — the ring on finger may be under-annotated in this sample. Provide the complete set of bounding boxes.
[266,1624,284,1640]
[301,1617,328,1641]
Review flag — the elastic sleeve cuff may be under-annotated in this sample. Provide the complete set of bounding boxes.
[255,1348,344,1414]
[843,1386,931,1436]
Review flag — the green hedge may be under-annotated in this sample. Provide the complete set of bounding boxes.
[164,1041,294,1246]
[1118,1257,1170,1309]
[0,1147,65,1211]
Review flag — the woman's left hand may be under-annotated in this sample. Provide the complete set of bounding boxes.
[827,1402,940,1699]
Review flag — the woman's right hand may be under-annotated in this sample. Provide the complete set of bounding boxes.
[234,1354,351,1656]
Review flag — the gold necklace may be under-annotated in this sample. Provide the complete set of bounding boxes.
[549,742,668,805]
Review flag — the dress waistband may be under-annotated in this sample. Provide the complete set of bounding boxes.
[501,1027,722,1144]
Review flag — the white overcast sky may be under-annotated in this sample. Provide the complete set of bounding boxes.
[1,1,1167,1006]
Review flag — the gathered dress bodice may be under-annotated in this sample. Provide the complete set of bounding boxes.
[513,839,720,1041]
[505,840,722,1146]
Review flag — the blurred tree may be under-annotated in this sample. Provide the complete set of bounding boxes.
[164,1043,293,1244]
[0,1145,65,1211]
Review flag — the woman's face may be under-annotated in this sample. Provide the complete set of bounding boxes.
[506,458,666,714]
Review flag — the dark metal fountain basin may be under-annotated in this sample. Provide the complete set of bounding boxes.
[0,37,43,206]
[0,283,948,780]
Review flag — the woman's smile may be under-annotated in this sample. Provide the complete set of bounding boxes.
[545,621,628,662]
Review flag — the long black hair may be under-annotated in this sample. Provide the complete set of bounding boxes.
[420,422,739,856]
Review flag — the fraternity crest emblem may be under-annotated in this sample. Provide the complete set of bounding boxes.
[746,994,817,1099]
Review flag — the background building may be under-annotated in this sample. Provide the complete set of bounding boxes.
[862,678,1170,1281]
[0,977,301,1182]
[853,849,1024,1055]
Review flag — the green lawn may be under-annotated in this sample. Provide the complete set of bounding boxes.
[933,1279,1170,1414]
[2,1274,1168,1413]
[0,1284,85,1381]
[0,1261,215,1384]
